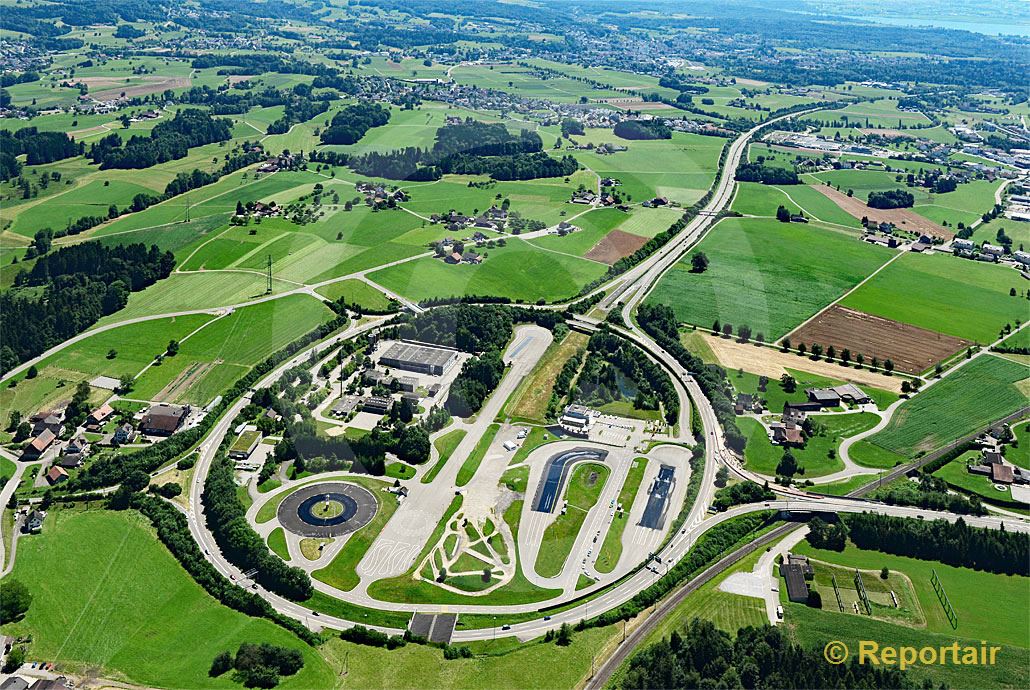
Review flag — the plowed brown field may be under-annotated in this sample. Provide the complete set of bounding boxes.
[584,229,649,264]
[787,304,970,374]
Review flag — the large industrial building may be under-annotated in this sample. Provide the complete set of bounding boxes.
[379,342,458,376]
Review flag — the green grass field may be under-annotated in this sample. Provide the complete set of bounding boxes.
[315,279,395,311]
[131,295,335,405]
[0,508,333,688]
[535,462,610,578]
[369,239,607,304]
[0,313,213,417]
[594,458,648,573]
[792,540,1029,649]
[839,252,1027,344]
[646,216,893,339]
[739,412,880,477]
[864,355,1029,456]
[503,331,588,424]
[730,181,861,228]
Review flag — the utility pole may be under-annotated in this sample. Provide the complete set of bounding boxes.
[265,254,273,294]
[184,191,190,223]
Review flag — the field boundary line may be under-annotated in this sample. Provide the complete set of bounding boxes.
[781,248,905,345]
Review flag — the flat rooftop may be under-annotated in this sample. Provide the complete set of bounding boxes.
[381,342,456,368]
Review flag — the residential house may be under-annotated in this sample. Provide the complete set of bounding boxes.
[113,422,137,444]
[86,403,115,430]
[46,466,69,485]
[65,435,88,456]
[981,243,1005,256]
[58,453,84,469]
[23,509,45,534]
[30,412,64,438]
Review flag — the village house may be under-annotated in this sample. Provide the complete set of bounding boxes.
[113,422,137,444]
[46,466,69,485]
[21,429,56,460]
[85,403,115,431]
[30,411,64,438]
[23,509,45,534]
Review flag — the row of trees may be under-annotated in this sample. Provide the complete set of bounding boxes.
[637,303,747,451]
[203,456,314,599]
[844,512,1029,576]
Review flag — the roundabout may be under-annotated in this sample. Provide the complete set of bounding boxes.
[277,482,378,538]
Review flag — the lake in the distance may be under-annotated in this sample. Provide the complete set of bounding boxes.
[844,15,1030,37]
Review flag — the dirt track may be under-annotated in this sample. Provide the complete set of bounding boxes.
[813,184,952,240]
[787,305,970,374]
[584,229,649,264]
[700,331,904,392]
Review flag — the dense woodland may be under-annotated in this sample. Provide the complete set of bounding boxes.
[575,330,679,425]
[841,513,1029,576]
[613,120,671,140]
[347,121,578,181]
[0,127,83,166]
[735,161,800,185]
[320,102,391,145]
[87,108,232,169]
[622,619,928,689]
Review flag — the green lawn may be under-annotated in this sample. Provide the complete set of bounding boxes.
[0,509,333,689]
[839,252,1027,344]
[132,294,336,406]
[739,412,880,478]
[594,458,648,573]
[369,239,608,304]
[647,217,892,339]
[535,462,610,578]
[863,355,1028,456]
[422,429,467,484]
[456,424,499,487]
[319,620,619,689]
[315,279,395,312]
[267,527,289,560]
[932,452,1024,510]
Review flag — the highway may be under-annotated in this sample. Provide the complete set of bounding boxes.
[7,99,1023,668]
